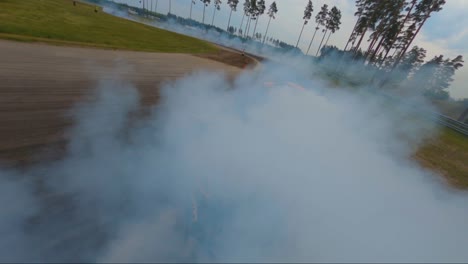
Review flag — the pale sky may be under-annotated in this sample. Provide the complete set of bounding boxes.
[114,0,468,99]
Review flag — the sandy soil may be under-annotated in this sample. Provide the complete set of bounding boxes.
[0,40,244,165]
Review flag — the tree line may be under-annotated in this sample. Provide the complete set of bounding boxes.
[296,1,342,56]
[191,0,280,44]
[137,1,280,45]
[339,0,463,100]
[131,0,463,100]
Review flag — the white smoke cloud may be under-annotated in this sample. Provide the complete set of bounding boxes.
[98,2,303,61]
[0,172,39,262]
[102,0,468,99]
[0,62,468,262]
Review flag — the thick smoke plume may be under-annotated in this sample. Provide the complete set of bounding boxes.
[1,61,468,262]
[100,3,299,61]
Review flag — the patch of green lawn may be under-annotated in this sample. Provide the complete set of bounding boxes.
[415,128,468,188]
[0,0,216,53]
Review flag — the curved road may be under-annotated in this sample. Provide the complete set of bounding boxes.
[0,40,243,164]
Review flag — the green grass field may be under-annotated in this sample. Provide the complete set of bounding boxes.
[0,0,216,53]
[415,128,468,188]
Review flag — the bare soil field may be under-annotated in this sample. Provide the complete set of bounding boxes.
[0,40,246,165]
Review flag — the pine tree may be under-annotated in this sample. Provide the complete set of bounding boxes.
[211,0,222,26]
[263,1,278,44]
[245,0,257,38]
[344,0,367,51]
[243,0,253,37]
[394,0,446,68]
[190,0,196,20]
[306,3,327,55]
[381,0,418,62]
[251,0,265,39]
[351,0,388,55]
[399,46,426,71]
[367,0,406,63]
[411,54,463,99]
[227,0,239,31]
[317,6,341,56]
[396,45,426,79]
[296,0,314,48]
[239,0,249,34]
[200,0,211,24]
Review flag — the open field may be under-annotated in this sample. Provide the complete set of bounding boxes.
[0,0,216,53]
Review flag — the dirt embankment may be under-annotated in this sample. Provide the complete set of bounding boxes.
[195,44,261,69]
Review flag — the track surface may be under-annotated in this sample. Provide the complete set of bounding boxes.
[0,40,241,164]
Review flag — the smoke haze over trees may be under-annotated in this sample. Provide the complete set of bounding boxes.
[97,0,465,102]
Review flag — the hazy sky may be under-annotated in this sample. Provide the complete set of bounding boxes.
[115,0,468,99]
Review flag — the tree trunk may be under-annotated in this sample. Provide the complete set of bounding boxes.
[211,7,216,25]
[355,28,367,50]
[367,33,379,56]
[252,18,260,39]
[296,23,306,48]
[263,16,272,44]
[244,15,250,37]
[202,4,206,24]
[239,13,245,34]
[382,46,392,62]
[227,9,233,30]
[352,29,367,59]
[393,17,427,69]
[379,46,395,68]
[370,36,385,62]
[364,34,378,62]
[385,1,416,58]
[324,30,332,47]
[190,1,193,19]
[306,27,318,55]
[316,29,328,56]
[344,17,360,51]
[246,17,253,38]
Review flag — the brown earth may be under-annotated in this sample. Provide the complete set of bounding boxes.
[0,40,250,166]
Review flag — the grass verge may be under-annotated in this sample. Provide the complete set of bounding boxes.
[415,128,468,189]
[0,0,216,53]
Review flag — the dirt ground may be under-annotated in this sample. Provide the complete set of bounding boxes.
[0,40,252,165]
